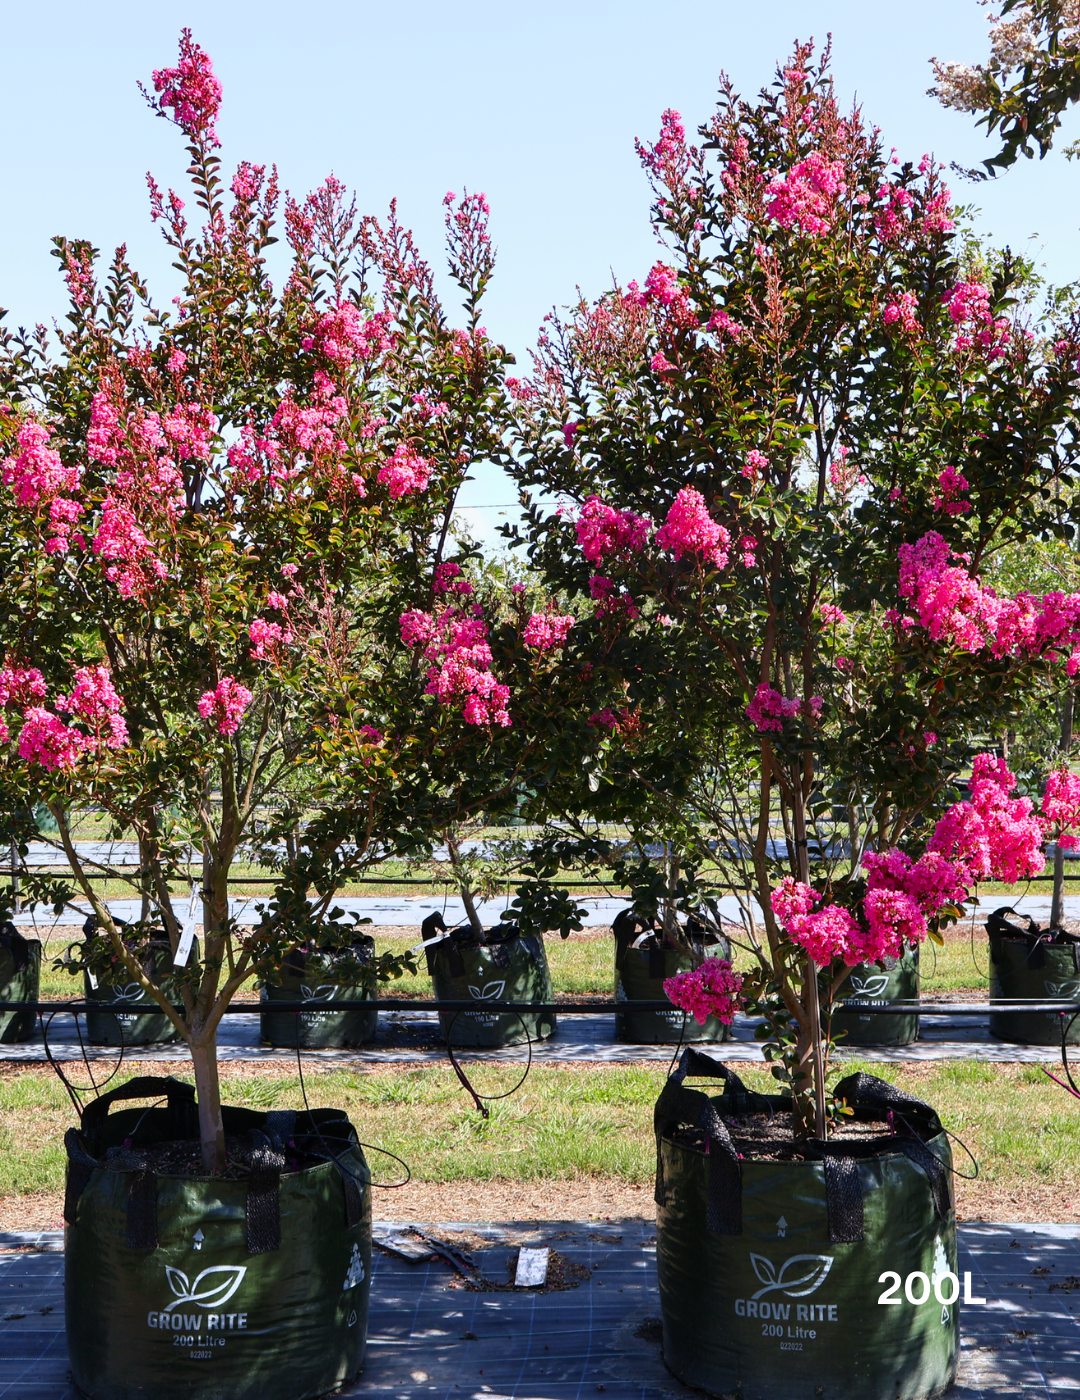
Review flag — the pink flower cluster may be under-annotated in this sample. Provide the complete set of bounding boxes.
[663,959,744,1026]
[927,754,1045,884]
[248,591,294,662]
[765,152,847,236]
[302,303,393,368]
[861,848,969,955]
[1043,768,1080,851]
[746,685,822,733]
[934,466,970,516]
[819,603,846,626]
[655,487,729,567]
[150,29,222,147]
[883,291,919,337]
[400,605,511,727]
[742,449,769,481]
[521,612,575,650]
[707,308,747,341]
[899,531,1080,671]
[197,677,253,737]
[2,420,84,554]
[378,445,431,500]
[589,575,640,622]
[943,281,1010,358]
[771,878,865,965]
[873,182,914,242]
[433,562,474,597]
[7,664,128,770]
[230,375,364,505]
[575,496,652,564]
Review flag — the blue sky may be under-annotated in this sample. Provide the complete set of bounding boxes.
[3,1,1078,545]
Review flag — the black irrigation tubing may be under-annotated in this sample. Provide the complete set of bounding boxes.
[3,998,1080,1015]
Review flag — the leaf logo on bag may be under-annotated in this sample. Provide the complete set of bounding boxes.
[110,983,145,1003]
[1046,981,1080,998]
[749,1253,833,1300]
[163,1264,247,1312]
[467,981,506,1001]
[847,974,889,998]
[300,984,336,1003]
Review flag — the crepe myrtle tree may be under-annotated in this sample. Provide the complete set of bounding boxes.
[931,0,1080,175]
[0,33,596,1170]
[505,44,1080,1135]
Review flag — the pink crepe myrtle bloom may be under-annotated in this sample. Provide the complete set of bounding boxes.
[198,677,253,736]
[521,613,575,650]
[303,303,393,367]
[378,445,431,499]
[934,466,971,517]
[707,308,746,340]
[248,618,294,661]
[562,422,579,448]
[589,575,640,622]
[765,152,847,236]
[771,879,864,966]
[575,497,652,564]
[17,708,87,770]
[656,487,729,567]
[746,686,821,731]
[1043,768,1080,851]
[928,753,1046,883]
[883,291,919,336]
[149,30,222,147]
[433,562,474,597]
[663,959,744,1025]
[2,420,84,552]
[58,665,128,750]
[818,603,846,626]
[650,351,678,376]
[742,449,769,481]
[399,604,511,727]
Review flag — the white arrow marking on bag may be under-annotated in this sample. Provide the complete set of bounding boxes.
[192,1229,204,1252]
[163,1265,247,1311]
[776,1216,788,1238]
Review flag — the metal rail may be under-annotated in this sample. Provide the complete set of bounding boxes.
[2,999,1078,1015]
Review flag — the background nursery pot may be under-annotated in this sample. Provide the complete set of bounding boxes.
[77,917,188,1048]
[654,1051,958,1400]
[612,909,732,1044]
[422,913,555,1047]
[65,1075,371,1400]
[261,936,378,1049]
[827,945,920,1048]
[0,921,40,1043]
[987,907,1080,1046]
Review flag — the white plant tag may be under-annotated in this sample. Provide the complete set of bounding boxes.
[174,885,199,967]
[409,929,450,955]
[514,1247,550,1287]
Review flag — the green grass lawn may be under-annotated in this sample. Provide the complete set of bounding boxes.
[0,1059,1076,1220]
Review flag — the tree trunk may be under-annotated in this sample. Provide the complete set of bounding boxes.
[791,766,827,1140]
[190,1032,226,1173]
[1051,691,1076,930]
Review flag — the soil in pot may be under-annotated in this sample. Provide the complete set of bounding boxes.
[64,1074,371,1400]
[654,1049,958,1400]
[613,908,732,1044]
[987,907,1080,1046]
[825,944,920,1048]
[0,921,41,1043]
[423,913,555,1047]
[261,936,378,1049]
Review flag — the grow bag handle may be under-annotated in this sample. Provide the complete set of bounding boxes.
[80,1074,197,1147]
[0,921,32,973]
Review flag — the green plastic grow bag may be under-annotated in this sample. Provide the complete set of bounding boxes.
[987,907,1080,1046]
[64,1075,371,1400]
[828,945,920,1047]
[261,938,378,1049]
[424,917,555,1047]
[612,909,732,1044]
[82,939,187,1047]
[0,923,40,1043]
[655,1050,959,1400]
